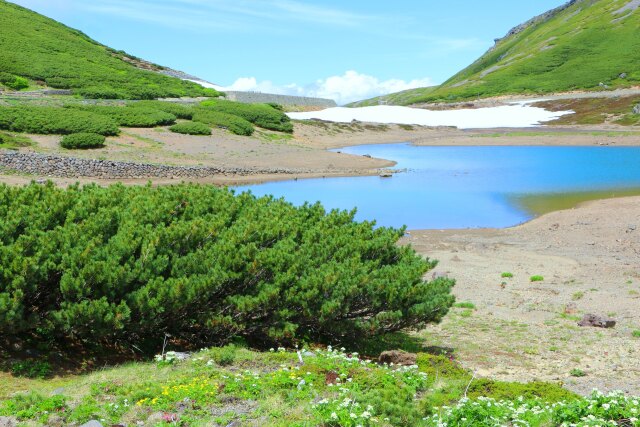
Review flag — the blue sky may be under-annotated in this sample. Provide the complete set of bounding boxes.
[12,0,564,104]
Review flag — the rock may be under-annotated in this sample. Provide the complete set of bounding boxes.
[302,351,316,358]
[0,416,17,427]
[432,272,448,280]
[379,172,393,178]
[619,73,628,79]
[577,314,616,328]
[146,413,165,424]
[379,350,418,366]
[627,224,637,233]
[46,415,65,427]
[79,421,104,427]
[633,104,640,115]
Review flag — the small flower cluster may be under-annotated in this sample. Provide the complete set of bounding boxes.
[135,376,217,410]
[427,391,640,427]
[313,397,378,427]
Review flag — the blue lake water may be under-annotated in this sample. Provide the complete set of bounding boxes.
[236,144,640,229]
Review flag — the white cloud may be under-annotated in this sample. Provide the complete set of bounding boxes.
[220,71,435,105]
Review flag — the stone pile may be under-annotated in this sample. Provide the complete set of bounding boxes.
[0,150,311,179]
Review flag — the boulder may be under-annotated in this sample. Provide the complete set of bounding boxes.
[633,104,640,115]
[79,421,104,427]
[379,350,418,366]
[577,314,616,328]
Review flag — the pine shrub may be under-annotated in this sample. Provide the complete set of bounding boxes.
[192,109,255,136]
[0,72,29,90]
[169,122,211,135]
[0,183,455,351]
[200,100,293,133]
[60,133,106,149]
[65,105,176,127]
[0,106,119,136]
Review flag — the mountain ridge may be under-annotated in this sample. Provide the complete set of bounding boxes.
[353,0,640,106]
[0,0,220,99]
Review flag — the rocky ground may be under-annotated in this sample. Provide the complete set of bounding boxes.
[403,196,640,395]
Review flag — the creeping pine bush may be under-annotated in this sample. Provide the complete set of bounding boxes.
[200,99,293,133]
[169,122,211,135]
[0,183,455,350]
[61,133,106,149]
[192,108,255,136]
[65,105,176,127]
[0,72,29,90]
[0,106,119,136]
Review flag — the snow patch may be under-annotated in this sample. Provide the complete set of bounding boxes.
[287,104,572,129]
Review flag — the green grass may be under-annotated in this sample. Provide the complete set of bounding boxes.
[0,1,220,99]
[453,302,476,309]
[632,330,640,338]
[356,0,640,105]
[0,346,587,426]
[0,131,33,149]
[569,368,587,378]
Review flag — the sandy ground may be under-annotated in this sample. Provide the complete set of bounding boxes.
[402,196,640,395]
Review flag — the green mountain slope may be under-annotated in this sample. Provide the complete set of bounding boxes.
[356,0,640,106]
[0,0,219,99]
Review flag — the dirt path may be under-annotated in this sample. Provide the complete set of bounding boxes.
[403,196,640,395]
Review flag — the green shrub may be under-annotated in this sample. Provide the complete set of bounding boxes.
[65,105,176,127]
[10,360,52,379]
[0,72,29,90]
[169,122,211,135]
[501,272,514,278]
[0,183,455,351]
[192,108,255,136]
[200,99,293,133]
[0,106,119,136]
[530,275,545,282]
[75,86,127,100]
[60,133,106,149]
[632,330,640,338]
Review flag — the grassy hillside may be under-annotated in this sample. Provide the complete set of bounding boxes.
[0,1,220,99]
[357,0,640,106]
